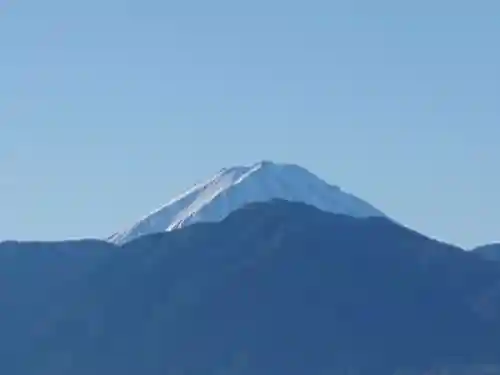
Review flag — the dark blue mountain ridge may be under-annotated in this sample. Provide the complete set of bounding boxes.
[1,200,500,375]
[473,243,500,261]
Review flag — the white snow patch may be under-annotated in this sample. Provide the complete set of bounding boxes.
[109,161,387,245]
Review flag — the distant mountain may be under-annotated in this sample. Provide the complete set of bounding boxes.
[109,161,387,244]
[473,243,500,261]
[1,200,500,375]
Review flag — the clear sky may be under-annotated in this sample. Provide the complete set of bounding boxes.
[1,0,499,248]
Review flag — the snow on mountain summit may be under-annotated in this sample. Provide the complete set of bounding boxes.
[109,161,387,245]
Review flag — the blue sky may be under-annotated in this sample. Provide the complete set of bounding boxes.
[1,0,499,248]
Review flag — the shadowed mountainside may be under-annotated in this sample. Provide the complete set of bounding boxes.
[1,200,500,375]
[473,244,500,262]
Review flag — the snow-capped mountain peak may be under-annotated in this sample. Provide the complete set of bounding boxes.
[109,161,387,244]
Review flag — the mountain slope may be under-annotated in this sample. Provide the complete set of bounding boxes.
[109,161,387,244]
[473,243,500,261]
[2,201,500,375]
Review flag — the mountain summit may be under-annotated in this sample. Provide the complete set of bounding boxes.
[109,161,387,244]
